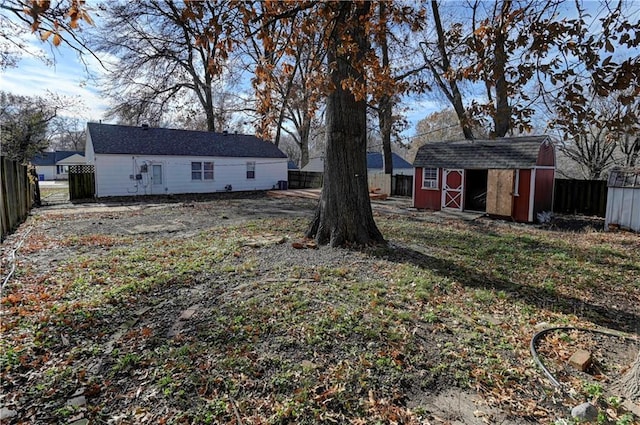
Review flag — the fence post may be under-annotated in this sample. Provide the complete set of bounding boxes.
[1,156,35,240]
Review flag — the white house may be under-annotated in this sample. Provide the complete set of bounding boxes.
[85,123,289,198]
[31,151,86,180]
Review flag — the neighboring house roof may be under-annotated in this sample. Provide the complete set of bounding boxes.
[87,122,287,158]
[57,153,86,165]
[413,136,551,169]
[301,157,323,172]
[301,152,413,173]
[31,151,83,166]
[366,152,412,170]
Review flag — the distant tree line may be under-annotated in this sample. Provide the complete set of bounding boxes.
[0,91,86,163]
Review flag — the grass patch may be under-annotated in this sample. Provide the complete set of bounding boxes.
[2,204,638,424]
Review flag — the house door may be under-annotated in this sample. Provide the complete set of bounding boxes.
[442,169,464,210]
[151,164,163,193]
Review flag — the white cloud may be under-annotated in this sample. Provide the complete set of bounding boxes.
[0,38,111,123]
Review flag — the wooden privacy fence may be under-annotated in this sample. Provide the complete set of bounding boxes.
[368,174,391,195]
[1,156,35,240]
[69,165,95,200]
[553,178,607,217]
[392,175,413,197]
[288,170,323,189]
[288,170,413,197]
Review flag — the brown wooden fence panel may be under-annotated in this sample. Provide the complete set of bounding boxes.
[69,165,95,200]
[1,156,35,240]
[553,179,607,217]
[392,175,413,197]
[288,171,414,195]
[288,170,323,189]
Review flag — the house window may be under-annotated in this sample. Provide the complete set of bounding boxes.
[422,167,438,189]
[192,161,214,180]
[203,162,214,180]
[191,162,202,180]
[56,165,69,174]
[246,161,255,179]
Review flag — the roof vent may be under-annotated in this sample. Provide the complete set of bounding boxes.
[141,123,149,129]
[222,130,228,135]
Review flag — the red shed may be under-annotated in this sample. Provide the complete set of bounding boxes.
[412,136,555,223]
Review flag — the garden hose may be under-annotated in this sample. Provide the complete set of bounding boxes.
[1,226,32,292]
[530,325,638,387]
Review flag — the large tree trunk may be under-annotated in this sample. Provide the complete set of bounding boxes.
[430,0,474,140]
[492,0,511,138]
[379,96,394,175]
[204,78,216,132]
[299,116,311,169]
[305,1,385,247]
[378,2,393,175]
[617,350,640,402]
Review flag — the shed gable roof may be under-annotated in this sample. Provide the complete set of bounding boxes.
[87,123,287,159]
[413,136,552,169]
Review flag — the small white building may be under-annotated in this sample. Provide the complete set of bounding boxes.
[31,151,86,180]
[85,123,288,198]
[605,167,640,232]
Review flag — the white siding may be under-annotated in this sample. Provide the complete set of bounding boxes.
[35,165,55,181]
[84,132,95,164]
[94,154,288,197]
[605,187,640,232]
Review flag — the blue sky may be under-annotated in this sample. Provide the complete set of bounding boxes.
[0,41,436,136]
[2,1,632,140]
[0,35,110,122]
[0,9,437,137]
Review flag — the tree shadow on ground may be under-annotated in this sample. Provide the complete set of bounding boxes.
[374,242,639,336]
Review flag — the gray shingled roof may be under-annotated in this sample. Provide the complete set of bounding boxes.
[87,123,287,159]
[31,151,83,166]
[413,136,550,169]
